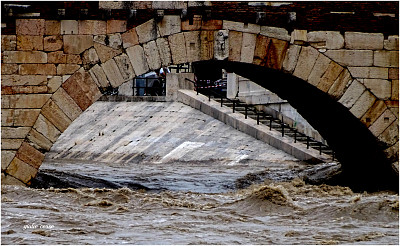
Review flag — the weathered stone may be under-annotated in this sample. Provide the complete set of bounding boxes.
[392,80,399,100]
[93,42,122,63]
[16,19,45,36]
[168,33,187,64]
[290,29,307,45]
[240,33,257,63]
[369,109,397,137]
[93,34,107,45]
[317,62,344,92]
[214,30,229,61]
[43,35,63,51]
[3,51,47,64]
[348,67,388,79]
[361,100,387,127]
[102,59,125,87]
[12,109,40,127]
[325,50,373,67]
[307,53,331,86]
[374,51,399,67]
[47,76,62,93]
[82,48,99,69]
[143,40,162,71]
[1,64,19,75]
[389,68,399,80]
[136,19,160,44]
[2,94,51,109]
[57,64,80,75]
[114,54,136,81]
[88,64,110,88]
[2,173,25,186]
[19,64,56,75]
[63,35,93,54]
[345,32,384,50]
[384,35,399,50]
[126,45,149,76]
[107,20,127,34]
[282,44,301,74]
[62,68,102,111]
[52,87,83,121]
[2,85,48,95]
[158,15,181,37]
[307,31,344,49]
[17,35,43,51]
[6,157,38,184]
[199,31,214,61]
[26,128,53,151]
[2,35,16,51]
[48,51,67,64]
[33,114,61,143]
[201,20,223,30]
[108,33,123,49]
[349,90,376,119]
[45,20,60,35]
[293,46,319,80]
[181,15,202,31]
[228,31,243,62]
[66,54,82,64]
[362,79,392,100]
[223,20,260,34]
[2,75,47,86]
[378,120,399,147]
[61,20,78,35]
[328,70,352,100]
[1,109,14,126]
[264,38,289,70]
[79,20,106,35]
[260,26,290,41]
[1,151,16,171]
[338,80,366,108]
[152,1,187,9]
[156,38,172,66]
[41,99,72,132]
[183,31,201,63]
[1,139,24,150]
[122,28,139,48]
[1,127,31,139]
[16,142,44,169]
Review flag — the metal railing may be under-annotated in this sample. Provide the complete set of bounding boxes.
[133,77,165,96]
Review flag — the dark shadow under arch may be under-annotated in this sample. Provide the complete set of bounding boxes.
[193,60,398,191]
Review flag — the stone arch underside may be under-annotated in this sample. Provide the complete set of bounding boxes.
[2,17,398,190]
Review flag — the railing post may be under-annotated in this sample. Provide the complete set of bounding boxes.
[233,101,235,113]
[257,113,259,125]
[281,123,284,137]
[269,118,272,130]
[245,105,247,119]
[294,130,297,143]
[306,136,310,149]
[319,142,322,155]
[221,96,223,107]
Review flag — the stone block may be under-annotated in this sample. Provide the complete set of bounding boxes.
[102,59,125,88]
[45,20,60,35]
[52,87,82,121]
[374,51,399,67]
[378,120,399,147]
[88,64,110,88]
[240,33,257,63]
[143,40,162,71]
[348,67,388,79]
[392,80,399,100]
[17,35,43,51]
[63,35,93,54]
[66,54,82,64]
[184,31,201,63]
[2,75,47,86]
[126,45,149,76]
[389,68,399,80]
[19,64,56,75]
[265,38,289,70]
[47,76,62,93]
[362,79,392,100]
[260,26,290,41]
[82,48,99,69]
[3,51,47,63]
[108,33,123,49]
[2,94,51,109]
[62,68,102,110]
[201,20,223,30]
[6,157,38,184]
[118,80,133,96]
[307,31,344,49]
[214,30,229,60]
[223,20,260,34]
[79,20,106,35]
[345,32,384,50]
[1,150,16,171]
[13,109,41,127]
[349,90,376,119]
[16,19,45,36]
[27,128,53,152]
[228,31,243,62]
[282,44,301,73]
[122,28,139,48]
[338,80,365,108]
[293,46,319,81]
[33,114,61,143]
[2,109,14,126]
[93,42,122,63]
[2,64,19,75]
[152,1,186,9]
[199,31,214,61]
[41,99,72,132]
[325,50,373,67]
[158,15,181,37]
[2,85,48,95]
[156,38,172,66]
[48,51,67,64]
[43,35,63,51]
[1,139,24,150]
[57,64,80,75]
[1,173,25,186]
[168,33,187,64]
[317,62,344,92]
[94,34,107,45]
[107,20,127,34]
[361,100,387,127]
[136,19,159,44]
[1,127,31,139]
[181,15,202,31]
[2,35,16,51]
[307,53,331,86]
[328,70,352,100]
[114,54,136,81]
[61,20,78,35]
[290,29,307,45]
[384,35,399,50]
[16,142,44,169]
[369,109,397,137]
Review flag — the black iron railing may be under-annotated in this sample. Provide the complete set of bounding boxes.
[133,77,165,96]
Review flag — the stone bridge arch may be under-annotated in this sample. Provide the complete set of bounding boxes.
[2,16,398,189]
